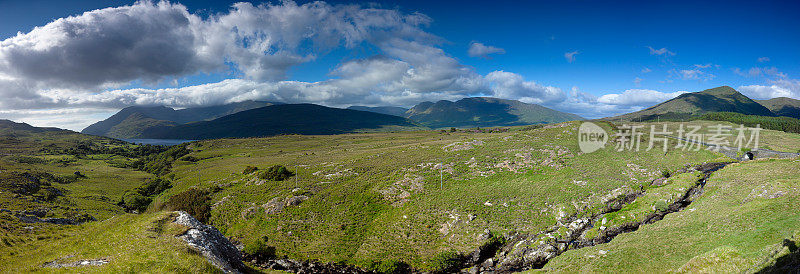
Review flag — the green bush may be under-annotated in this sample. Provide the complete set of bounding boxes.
[121,193,152,212]
[243,236,276,259]
[243,166,259,174]
[180,155,200,162]
[258,165,294,181]
[137,178,172,197]
[368,259,410,274]
[654,200,670,212]
[165,188,211,223]
[428,251,463,272]
[661,169,671,178]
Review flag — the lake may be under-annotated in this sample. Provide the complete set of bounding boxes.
[121,139,196,146]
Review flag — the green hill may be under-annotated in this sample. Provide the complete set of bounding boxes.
[606,86,776,121]
[347,106,409,117]
[81,101,277,138]
[757,97,800,119]
[145,104,426,139]
[405,97,583,128]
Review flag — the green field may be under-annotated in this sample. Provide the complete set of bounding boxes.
[1,119,798,272]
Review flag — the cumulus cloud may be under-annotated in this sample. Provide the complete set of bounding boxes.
[564,50,579,63]
[467,42,505,58]
[597,89,686,106]
[0,0,702,130]
[739,78,800,100]
[647,46,675,56]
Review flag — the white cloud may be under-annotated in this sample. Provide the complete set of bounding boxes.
[757,57,770,62]
[641,67,652,73]
[633,77,643,86]
[564,50,579,63]
[597,89,686,106]
[468,42,505,58]
[693,63,713,69]
[739,78,800,100]
[647,46,675,56]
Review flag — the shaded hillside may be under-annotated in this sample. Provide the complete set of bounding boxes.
[347,106,409,117]
[0,120,117,155]
[758,97,800,119]
[405,97,582,128]
[82,101,277,138]
[146,104,426,139]
[606,86,776,121]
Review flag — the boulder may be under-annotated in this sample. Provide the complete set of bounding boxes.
[174,211,244,273]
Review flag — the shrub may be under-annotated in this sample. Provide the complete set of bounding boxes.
[243,236,276,260]
[258,165,294,181]
[243,166,259,174]
[137,178,172,197]
[165,188,211,223]
[654,200,670,212]
[180,155,200,162]
[661,169,671,178]
[121,193,152,212]
[428,251,463,272]
[368,259,410,274]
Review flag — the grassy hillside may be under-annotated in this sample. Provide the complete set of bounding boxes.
[82,101,276,138]
[144,121,735,271]
[146,104,426,140]
[347,106,409,117]
[607,86,776,122]
[3,118,800,272]
[544,158,800,272]
[405,97,583,128]
[695,112,800,134]
[758,97,800,119]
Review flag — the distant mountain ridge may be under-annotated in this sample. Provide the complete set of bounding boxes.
[82,101,277,138]
[346,106,409,117]
[757,97,800,119]
[145,104,425,139]
[404,97,583,128]
[606,86,775,121]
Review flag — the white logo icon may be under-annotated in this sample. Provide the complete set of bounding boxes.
[578,122,608,153]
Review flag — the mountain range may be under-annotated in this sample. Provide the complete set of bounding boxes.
[757,97,800,119]
[82,101,277,138]
[403,97,583,128]
[606,86,777,121]
[79,86,799,140]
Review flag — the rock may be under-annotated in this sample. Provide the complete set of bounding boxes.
[174,211,244,273]
[263,197,285,215]
[284,195,309,207]
[651,177,668,186]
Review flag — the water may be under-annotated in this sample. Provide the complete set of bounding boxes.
[121,139,196,146]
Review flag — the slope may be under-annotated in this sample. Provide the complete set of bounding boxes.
[758,97,800,119]
[405,97,583,128]
[82,101,276,138]
[146,104,426,139]
[606,86,776,122]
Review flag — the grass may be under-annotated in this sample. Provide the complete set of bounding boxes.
[542,158,800,272]
[2,118,799,272]
[0,212,221,273]
[146,121,728,270]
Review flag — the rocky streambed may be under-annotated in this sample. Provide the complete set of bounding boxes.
[463,162,729,273]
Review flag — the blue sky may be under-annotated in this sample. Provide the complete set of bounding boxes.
[0,0,798,130]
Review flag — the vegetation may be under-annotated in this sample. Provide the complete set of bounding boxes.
[258,165,295,181]
[130,104,426,140]
[405,97,582,128]
[695,112,800,134]
[545,159,800,272]
[757,97,800,119]
[607,86,776,122]
[163,188,212,223]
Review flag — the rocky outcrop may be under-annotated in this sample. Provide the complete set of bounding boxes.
[173,211,245,273]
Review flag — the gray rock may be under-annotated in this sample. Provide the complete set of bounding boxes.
[174,211,244,273]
